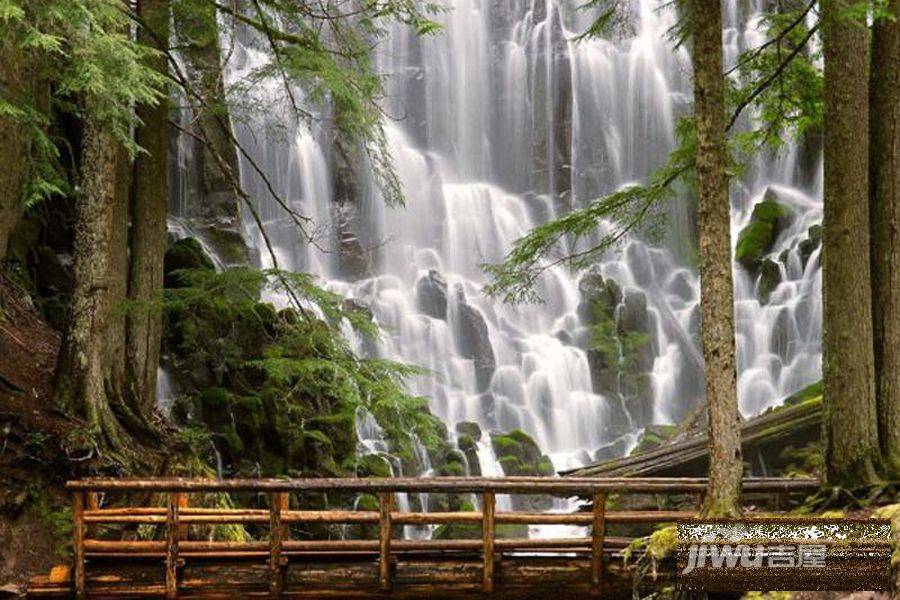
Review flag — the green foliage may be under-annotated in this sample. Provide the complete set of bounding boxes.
[0,0,165,206]
[727,2,823,156]
[162,266,446,477]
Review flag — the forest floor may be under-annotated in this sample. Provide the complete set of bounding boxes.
[0,275,70,592]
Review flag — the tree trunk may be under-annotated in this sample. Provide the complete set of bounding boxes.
[0,39,35,263]
[822,0,880,486]
[870,0,900,475]
[54,111,129,449]
[127,0,170,415]
[690,0,742,517]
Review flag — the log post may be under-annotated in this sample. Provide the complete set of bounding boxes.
[85,492,99,540]
[483,491,496,593]
[73,491,86,599]
[591,492,606,590]
[378,492,393,591]
[269,492,288,597]
[177,493,189,540]
[695,491,704,513]
[165,492,183,599]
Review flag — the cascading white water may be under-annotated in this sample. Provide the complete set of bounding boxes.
[172,0,823,490]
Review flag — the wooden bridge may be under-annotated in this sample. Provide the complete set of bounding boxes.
[27,476,827,598]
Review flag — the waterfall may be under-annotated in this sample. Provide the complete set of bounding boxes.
[173,0,823,480]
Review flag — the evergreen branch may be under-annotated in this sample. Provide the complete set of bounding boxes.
[724,0,817,77]
[726,22,819,132]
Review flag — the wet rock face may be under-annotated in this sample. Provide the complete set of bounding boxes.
[577,268,655,428]
[416,270,448,320]
[577,266,621,322]
[798,223,822,269]
[454,293,496,392]
[758,258,782,304]
[331,135,372,280]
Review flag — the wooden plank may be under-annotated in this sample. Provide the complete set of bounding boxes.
[591,492,606,590]
[483,491,495,593]
[165,492,183,599]
[378,492,393,591]
[269,492,287,597]
[72,492,85,600]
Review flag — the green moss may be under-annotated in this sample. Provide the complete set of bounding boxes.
[735,197,792,269]
[491,429,553,477]
[358,454,393,478]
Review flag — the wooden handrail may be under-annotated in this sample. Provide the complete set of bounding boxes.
[65,476,819,493]
[65,477,819,598]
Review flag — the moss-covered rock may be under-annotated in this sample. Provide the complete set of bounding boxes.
[735,193,793,270]
[358,454,393,478]
[455,421,482,441]
[164,237,215,288]
[491,429,554,510]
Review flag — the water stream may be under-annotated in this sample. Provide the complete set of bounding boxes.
[168,0,823,513]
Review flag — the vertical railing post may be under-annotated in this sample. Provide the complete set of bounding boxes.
[177,494,189,540]
[73,491,86,599]
[269,492,288,597]
[379,492,393,591]
[482,491,496,593]
[85,492,99,540]
[166,492,183,599]
[591,491,606,590]
[695,491,704,514]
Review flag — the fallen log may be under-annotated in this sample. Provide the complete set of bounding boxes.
[562,382,822,478]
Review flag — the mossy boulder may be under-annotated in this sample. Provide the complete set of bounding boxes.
[491,430,555,476]
[164,237,215,288]
[456,433,481,476]
[358,454,393,478]
[491,429,554,510]
[735,193,793,270]
[455,421,482,441]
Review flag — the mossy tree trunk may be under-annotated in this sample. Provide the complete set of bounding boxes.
[869,0,900,475]
[127,0,170,415]
[690,0,742,517]
[54,110,130,451]
[821,0,880,487]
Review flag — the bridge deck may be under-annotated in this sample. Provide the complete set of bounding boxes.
[27,477,820,598]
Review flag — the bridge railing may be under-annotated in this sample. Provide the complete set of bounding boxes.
[65,477,818,599]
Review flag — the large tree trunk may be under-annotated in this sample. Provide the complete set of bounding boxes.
[0,39,35,263]
[821,0,880,486]
[870,0,900,475]
[690,0,742,517]
[54,112,129,450]
[126,0,170,415]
